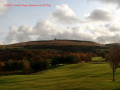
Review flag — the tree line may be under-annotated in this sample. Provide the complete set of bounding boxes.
[0,50,97,75]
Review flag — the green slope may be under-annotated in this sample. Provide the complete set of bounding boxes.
[0,63,120,90]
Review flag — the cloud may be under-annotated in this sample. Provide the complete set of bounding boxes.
[50,4,80,24]
[0,0,8,15]
[87,8,112,22]
[5,20,63,44]
[6,19,120,44]
[5,25,32,44]
[5,4,120,44]
[17,25,33,35]
[0,28,3,34]
[5,20,94,44]
[89,0,120,7]
[34,20,63,35]
[96,34,120,44]
[108,23,120,32]
[32,21,94,42]
[34,20,64,40]
[85,22,120,44]
[0,40,3,45]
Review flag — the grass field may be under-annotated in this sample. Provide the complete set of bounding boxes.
[0,63,120,90]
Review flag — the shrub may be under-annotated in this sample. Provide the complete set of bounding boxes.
[22,58,33,74]
[51,55,78,66]
[30,59,49,72]
[0,62,4,75]
[3,60,22,72]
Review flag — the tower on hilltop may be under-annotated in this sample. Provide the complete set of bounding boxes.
[55,37,57,40]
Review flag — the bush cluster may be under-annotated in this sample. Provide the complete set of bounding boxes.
[51,55,79,66]
[0,50,96,75]
[0,58,49,74]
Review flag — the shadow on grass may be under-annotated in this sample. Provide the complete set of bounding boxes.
[0,64,65,77]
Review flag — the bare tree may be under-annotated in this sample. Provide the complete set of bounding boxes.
[106,46,120,82]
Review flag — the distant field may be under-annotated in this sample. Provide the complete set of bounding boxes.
[0,63,120,90]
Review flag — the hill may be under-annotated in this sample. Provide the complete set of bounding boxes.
[10,40,103,47]
[0,63,120,90]
[6,40,106,52]
[105,43,120,47]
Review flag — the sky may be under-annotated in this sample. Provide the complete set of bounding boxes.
[0,0,120,44]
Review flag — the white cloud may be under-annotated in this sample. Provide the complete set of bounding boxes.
[89,0,120,7]
[34,20,64,40]
[6,19,120,44]
[0,0,8,15]
[0,28,3,34]
[5,25,32,44]
[18,25,33,35]
[5,20,94,44]
[32,21,94,42]
[4,4,120,44]
[87,8,112,22]
[85,22,120,44]
[50,4,80,25]
[34,20,63,35]
[0,40,3,45]
[108,22,120,32]
[96,34,120,44]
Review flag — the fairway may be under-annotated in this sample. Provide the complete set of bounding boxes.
[0,63,120,90]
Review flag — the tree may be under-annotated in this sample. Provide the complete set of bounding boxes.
[22,58,33,74]
[0,62,4,75]
[24,50,33,59]
[30,59,49,72]
[106,46,120,82]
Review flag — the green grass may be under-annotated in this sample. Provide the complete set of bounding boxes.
[92,57,105,62]
[0,63,120,90]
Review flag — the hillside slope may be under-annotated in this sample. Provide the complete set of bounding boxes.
[10,40,103,47]
[0,63,120,90]
[5,40,107,52]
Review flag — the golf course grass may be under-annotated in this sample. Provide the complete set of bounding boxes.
[0,63,120,90]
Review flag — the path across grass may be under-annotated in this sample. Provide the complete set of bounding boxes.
[0,63,120,90]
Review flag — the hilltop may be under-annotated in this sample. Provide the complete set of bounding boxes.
[9,40,103,46]
[3,40,120,53]
[5,40,106,52]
